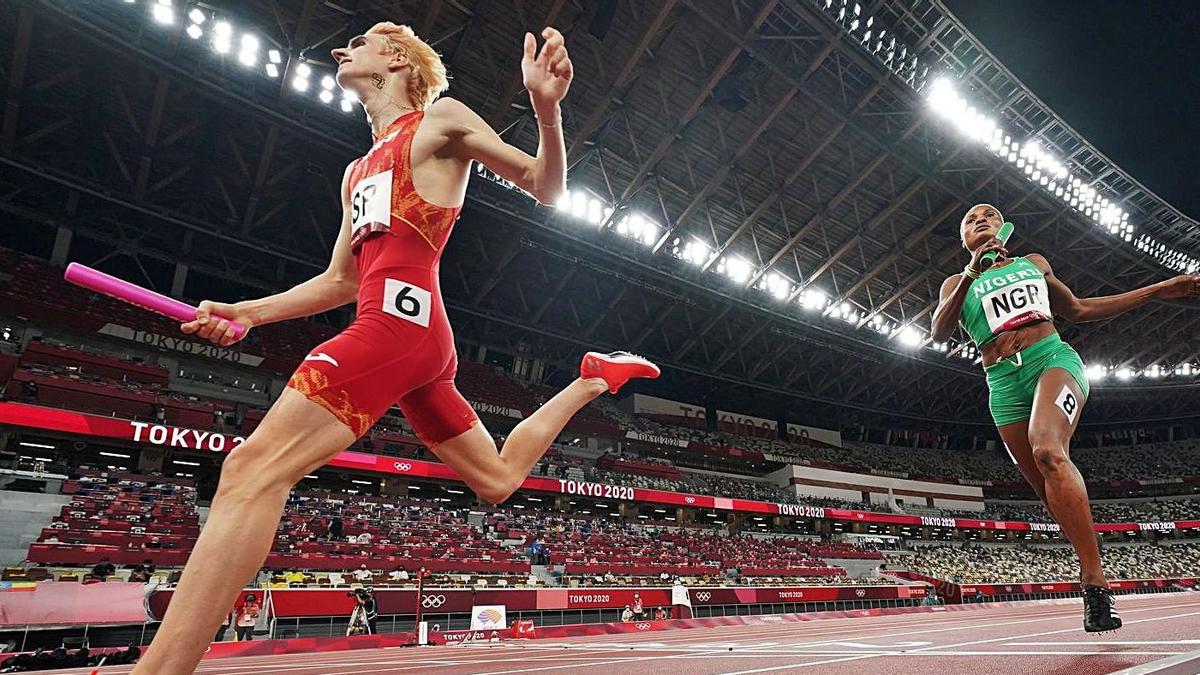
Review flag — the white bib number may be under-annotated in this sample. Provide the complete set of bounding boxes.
[981,277,1052,333]
[1055,385,1079,425]
[350,169,393,237]
[383,278,432,328]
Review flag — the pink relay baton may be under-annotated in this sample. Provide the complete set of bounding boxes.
[64,263,246,340]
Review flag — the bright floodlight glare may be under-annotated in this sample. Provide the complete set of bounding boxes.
[241,34,259,51]
[682,239,709,265]
[188,8,205,24]
[214,20,231,37]
[569,190,588,218]
[898,325,921,347]
[1085,364,1105,381]
[321,75,336,90]
[265,63,279,78]
[268,49,283,64]
[1116,367,1133,381]
[586,198,604,225]
[340,98,353,112]
[800,288,827,310]
[296,63,312,77]
[238,50,256,67]
[186,24,202,39]
[722,256,751,283]
[151,3,174,24]
[318,89,334,104]
[291,75,309,92]
[554,191,572,212]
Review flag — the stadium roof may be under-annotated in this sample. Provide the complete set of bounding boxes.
[1,0,1197,428]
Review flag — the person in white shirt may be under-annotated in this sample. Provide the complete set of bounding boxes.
[352,564,373,582]
[356,532,372,545]
[388,568,410,582]
[620,605,633,622]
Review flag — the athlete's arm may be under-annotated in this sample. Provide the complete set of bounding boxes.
[435,28,571,206]
[1026,253,1195,322]
[931,274,971,343]
[236,163,360,327]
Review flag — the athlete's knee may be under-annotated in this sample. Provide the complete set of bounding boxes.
[476,473,523,505]
[1030,440,1069,477]
[216,440,295,499]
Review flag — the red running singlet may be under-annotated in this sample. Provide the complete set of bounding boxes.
[286,111,478,443]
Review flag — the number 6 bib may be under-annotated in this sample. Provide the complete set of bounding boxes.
[383,278,432,328]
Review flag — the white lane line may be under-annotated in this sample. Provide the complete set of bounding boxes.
[909,609,1200,654]
[1007,641,1200,646]
[716,654,883,674]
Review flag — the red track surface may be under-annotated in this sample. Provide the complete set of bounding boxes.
[48,592,1200,674]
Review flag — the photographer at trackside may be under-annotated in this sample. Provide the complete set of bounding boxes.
[347,587,378,636]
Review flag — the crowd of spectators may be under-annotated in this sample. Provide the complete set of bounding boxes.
[906,542,1200,584]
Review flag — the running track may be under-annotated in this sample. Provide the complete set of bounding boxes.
[50,592,1200,674]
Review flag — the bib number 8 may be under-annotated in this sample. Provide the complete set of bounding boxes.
[1054,384,1079,425]
[383,278,432,328]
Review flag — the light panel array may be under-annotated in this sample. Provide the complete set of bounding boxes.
[123,0,359,114]
[119,0,1191,386]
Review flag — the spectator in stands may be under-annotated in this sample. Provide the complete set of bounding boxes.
[603,571,616,584]
[654,607,668,621]
[356,531,373,545]
[632,592,644,619]
[388,567,410,583]
[329,516,343,541]
[91,558,116,580]
[234,594,260,641]
[353,564,373,582]
[283,570,306,585]
[620,605,634,622]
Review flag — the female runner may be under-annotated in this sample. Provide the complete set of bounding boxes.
[932,202,1200,632]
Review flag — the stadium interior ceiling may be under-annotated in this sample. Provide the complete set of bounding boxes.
[1,0,1198,434]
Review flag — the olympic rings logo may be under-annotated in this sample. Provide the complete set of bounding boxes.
[696,592,711,601]
[684,497,696,504]
[634,623,652,630]
[393,462,412,471]
[421,594,446,608]
[855,589,866,598]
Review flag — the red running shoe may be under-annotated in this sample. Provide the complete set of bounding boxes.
[580,351,661,394]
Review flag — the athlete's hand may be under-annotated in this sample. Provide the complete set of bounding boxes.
[967,237,1008,273]
[180,300,254,347]
[522,27,572,109]
[1155,274,1200,300]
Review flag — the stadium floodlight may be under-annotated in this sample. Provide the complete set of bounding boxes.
[678,238,710,265]
[152,0,174,25]
[296,62,311,78]
[569,190,588,218]
[291,75,309,92]
[758,271,792,300]
[268,49,283,64]
[321,75,336,90]
[265,63,279,78]
[1145,364,1162,378]
[719,255,752,284]
[897,325,922,347]
[1086,364,1105,381]
[188,7,205,24]
[238,49,256,67]
[318,89,333,104]
[1115,367,1133,381]
[800,288,828,310]
[586,197,605,225]
[186,23,202,39]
